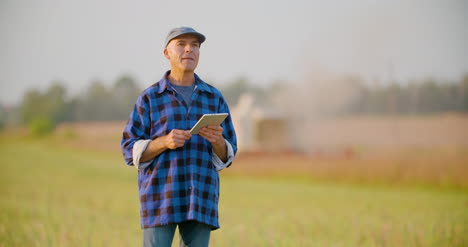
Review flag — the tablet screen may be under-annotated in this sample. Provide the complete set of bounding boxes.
[190,113,228,134]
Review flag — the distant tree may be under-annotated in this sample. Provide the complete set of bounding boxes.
[407,82,420,114]
[368,84,387,114]
[459,74,468,112]
[72,75,142,121]
[0,105,5,131]
[111,74,141,120]
[20,89,45,124]
[44,82,67,123]
[19,82,67,135]
[74,80,113,121]
[65,98,79,122]
[419,79,445,113]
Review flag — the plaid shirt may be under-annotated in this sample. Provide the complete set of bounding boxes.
[121,71,237,230]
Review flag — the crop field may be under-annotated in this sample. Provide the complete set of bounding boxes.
[1,125,468,246]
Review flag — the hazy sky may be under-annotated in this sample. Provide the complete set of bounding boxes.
[1,0,467,105]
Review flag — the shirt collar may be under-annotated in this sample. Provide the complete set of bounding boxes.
[157,70,213,94]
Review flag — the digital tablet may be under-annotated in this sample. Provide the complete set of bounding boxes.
[190,113,228,134]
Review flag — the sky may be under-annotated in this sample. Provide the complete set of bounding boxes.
[1,0,467,105]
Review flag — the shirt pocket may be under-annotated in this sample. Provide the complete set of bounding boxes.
[151,102,186,137]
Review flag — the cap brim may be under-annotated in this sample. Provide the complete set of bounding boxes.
[183,32,206,44]
[166,32,206,47]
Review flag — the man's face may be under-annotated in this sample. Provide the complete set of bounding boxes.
[164,34,200,73]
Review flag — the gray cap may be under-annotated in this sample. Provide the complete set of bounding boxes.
[164,27,206,47]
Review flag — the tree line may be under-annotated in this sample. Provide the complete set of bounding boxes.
[0,73,467,134]
[222,75,468,116]
[1,75,141,134]
[345,75,468,115]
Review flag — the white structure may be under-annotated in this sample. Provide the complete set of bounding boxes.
[231,93,289,153]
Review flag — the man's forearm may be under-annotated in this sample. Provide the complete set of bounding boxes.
[212,139,227,162]
[140,136,168,163]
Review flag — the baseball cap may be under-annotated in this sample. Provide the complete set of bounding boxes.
[165,27,206,47]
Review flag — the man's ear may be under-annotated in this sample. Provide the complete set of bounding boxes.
[163,48,170,59]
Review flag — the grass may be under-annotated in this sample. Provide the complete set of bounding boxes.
[0,136,467,246]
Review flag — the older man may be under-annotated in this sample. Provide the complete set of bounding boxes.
[121,27,237,247]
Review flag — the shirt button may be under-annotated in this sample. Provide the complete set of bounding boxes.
[188,186,192,190]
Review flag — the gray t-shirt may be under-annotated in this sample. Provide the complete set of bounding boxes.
[170,83,196,106]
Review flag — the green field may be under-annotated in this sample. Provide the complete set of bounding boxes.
[1,137,467,246]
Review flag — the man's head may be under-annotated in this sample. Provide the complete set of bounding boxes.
[164,27,206,73]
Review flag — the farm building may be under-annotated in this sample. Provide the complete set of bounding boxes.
[231,93,290,153]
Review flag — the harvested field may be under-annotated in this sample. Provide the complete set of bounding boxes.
[1,137,467,246]
[50,114,468,188]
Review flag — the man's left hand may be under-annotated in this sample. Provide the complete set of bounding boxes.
[200,125,228,162]
[199,126,224,145]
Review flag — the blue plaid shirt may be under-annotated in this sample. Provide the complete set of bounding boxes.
[121,71,237,230]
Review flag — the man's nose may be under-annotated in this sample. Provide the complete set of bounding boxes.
[185,45,193,53]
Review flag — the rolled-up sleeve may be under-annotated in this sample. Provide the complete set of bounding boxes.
[218,96,238,168]
[212,139,235,171]
[133,139,153,169]
[121,94,151,167]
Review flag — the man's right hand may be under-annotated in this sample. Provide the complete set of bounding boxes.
[140,129,191,163]
[164,129,192,149]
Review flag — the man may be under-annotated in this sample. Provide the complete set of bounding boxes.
[121,27,237,247]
